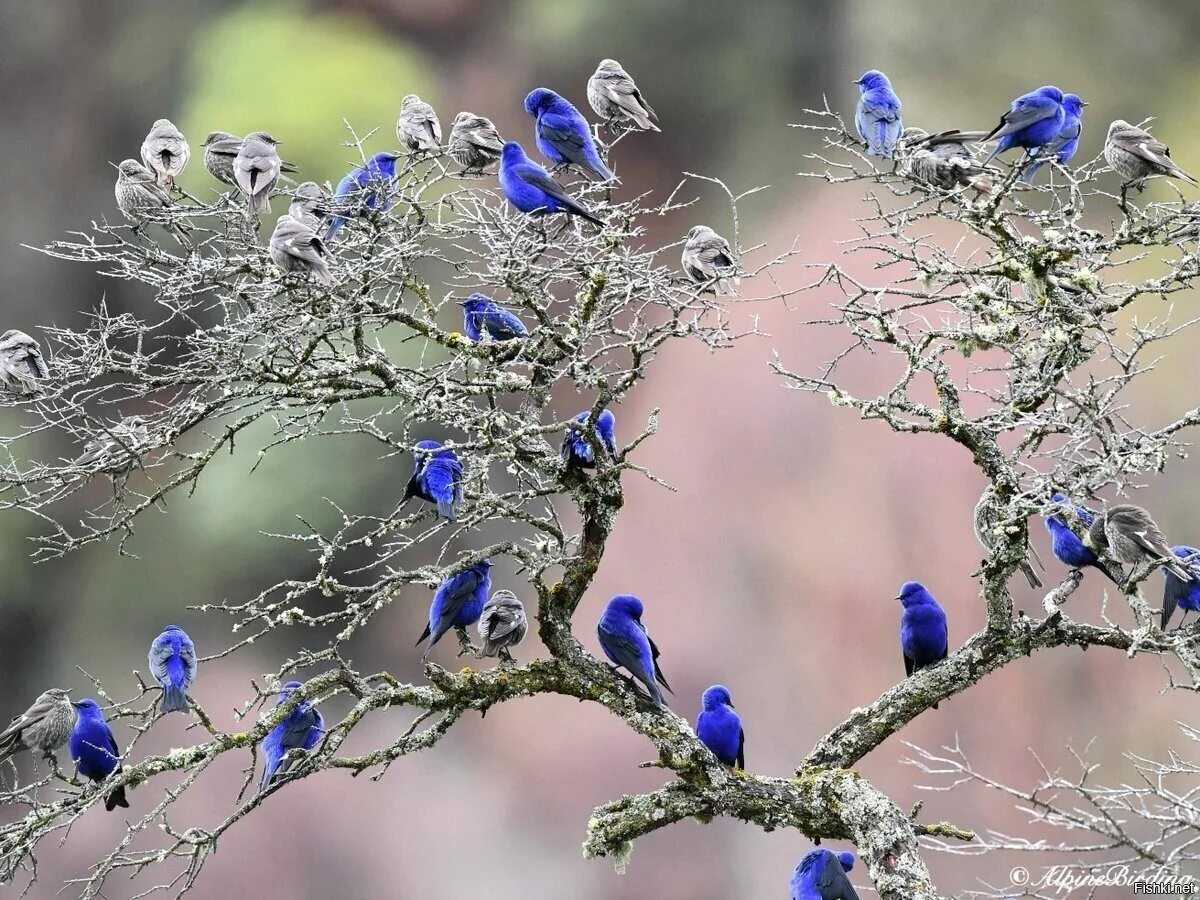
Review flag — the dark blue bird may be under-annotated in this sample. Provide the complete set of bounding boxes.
[460,293,528,342]
[853,70,902,158]
[403,440,463,520]
[148,624,196,714]
[415,560,492,659]
[324,151,401,241]
[898,581,948,708]
[69,698,128,811]
[1162,545,1200,630]
[258,681,323,794]
[982,86,1065,166]
[498,141,604,226]
[596,594,672,708]
[561,408,616,469]
[1021,93,1086,182]
[1044,493,1124,588]
[524,88,615,181]
[695,685,744,768]
[790,848,859,900]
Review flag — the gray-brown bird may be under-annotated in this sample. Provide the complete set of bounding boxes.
[1088,503,1191,582]
[114,159,191,244]
[0,329,50,397]
[234,132,283,215]
[140,119,189,188]
[972,486,1044,590]
[287,182,329,229]
[0,689,75,765]
[397,94,441,155]
[200,131,243,186]
[682,225,739,294]
[587,59,659,132]
[75,415,150,473]
[269,214,334,287]
[476,590,528,659]
[447,112,504,172]
[1105,120,1197,190]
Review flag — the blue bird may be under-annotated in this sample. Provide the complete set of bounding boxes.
[1021,94,1086,182]
[596,594,672,708]
[1162,545,1200,630]
[982,86,1065,166]
[561,408,616,469]
[498,141,604,226]
[323,151,401,241]
[68,698,128,811]
[403,440,463,520]
[898,581,948,708]
[415,560,492,659]
[853,70,902,158]
[1044,493,1123,588]
[523,88,615,181]
[460,293,529,342]
[695,685,744,768]
[148,624,196,714]
[259,681,323,794]
[790,848,859,900]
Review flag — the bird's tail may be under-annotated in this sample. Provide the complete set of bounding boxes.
[1175,166,1200,187]
[434,491,456,520]
[566,201,605,228]
[314,262,334,288]
[258,758,279,795]
[105,778,129,812]
[1019,159,1045,184]
[159,683,189,714]
[323,217,346,243]
[1019,560,1043,590]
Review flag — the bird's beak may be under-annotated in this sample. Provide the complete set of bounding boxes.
[851,79,861,85]
[1082,101,1091,107]
[894,595,903,602]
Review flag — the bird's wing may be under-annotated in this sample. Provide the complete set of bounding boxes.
[179,639,198,681]
[818,851,861,899]
[735,726,745,770]
[598,622,648,674]
[148,637,174,682]
[646,633,673,694]
[904,652,915,677]
[487,607,523,641]
[1115,129,1171,165]
[514,164,580,209]
[860,91,900,122]
[209,136,243,156]
[601,76,656,121]
[538,112,589,158]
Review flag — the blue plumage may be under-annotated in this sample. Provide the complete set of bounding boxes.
[982,85,1066,166]
[898,581,948,707]
[561,408,616,468]
[403,440,463,520]
[498,141,604,226]
[1162,545,1200,630]
[853,70,902,158]
[323,151,400,241]
[695,685,744,768]
[789,848,859,900]
[416,560,492,658]
[148,624,196,714]
[460,293,528,342]
[597,594,672,708]
[69,698,128,811]
[1021,93,1086,182]
[259,681,323,794]
[524,88,614,181]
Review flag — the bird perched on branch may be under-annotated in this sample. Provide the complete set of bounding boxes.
[0,689,75,766]
[695,685,744,768]
[287,182,329,229]
[324,151,401,241]
[597,594,672,708]
[68,699,128,811]
[114,159,192,244]
[403,440,463,520]
[903,129,996,192]
[1087,503,1192,582]
[790,849,859,900]
[447,112,504,172]
[1104,119,1197,191]
[973,487,1044,589]
[853,70,902,158]
[498,141,604,226]
[74,415,150,473]
[587,59,659,132]
[1161,545,1200,630]
[0,329,50,397]
[460,293,528,342]
[148,625,196,714]
[269,214,334,287]
[1044,493,1121,585]
[200,131,243,186]
[140,119,189,188]
[397,94,442,155]
[682,225,739,294]
[416,561,492,658]
[981,85,1065,166]
[562,408,616,469]
[234,132,283,215]
[1020,94,1086,183]
[476,589,528,659]
[259,682,323,794]
[898,581,948,707]
[524,88,615,182]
